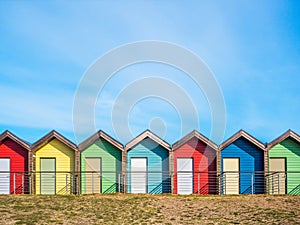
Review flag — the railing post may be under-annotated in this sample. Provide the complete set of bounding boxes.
[216,172,219,195]
[66,174,68,194]
[71,173,74,194]
[29,173,31,194]
[221,173,223,195]
[284,172,287,194]
[22,174,24,194]
[13,173,16,194]
[118,173,121,193]
[272,174,274,194]
[75,174,79,195]
[92,172,94,194]
[123,173,126,193]
[171,171,174,194]
[72,173,75,194]
[100,174,102,194]
[224,173,226,195]
[264,174,267,194]
[70,173,72,194]
[278,173,280,194]
[198,173,200,194]
[119,173,123,193]
[251,172,254,194]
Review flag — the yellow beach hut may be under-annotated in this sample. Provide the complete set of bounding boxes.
[32,130,79,194]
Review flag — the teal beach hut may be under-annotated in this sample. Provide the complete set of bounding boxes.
[125,130,171,194]
[79,130,123,194]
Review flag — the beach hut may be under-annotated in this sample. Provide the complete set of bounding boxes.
[125,130,171,194]
[267,130,300,194]
[79,130,123,194]
[32,130,78,194]
[0,130,31,194]
[220,130,265,194]
[172,130,218,194]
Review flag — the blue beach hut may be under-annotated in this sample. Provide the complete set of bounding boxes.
[220,130,266,194]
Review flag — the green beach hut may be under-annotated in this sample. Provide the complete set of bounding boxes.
[79,131,124,194]
[267,130,300,194]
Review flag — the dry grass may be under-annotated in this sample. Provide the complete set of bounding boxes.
[0,194,300,224]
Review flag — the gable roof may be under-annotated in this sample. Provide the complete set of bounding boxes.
[0,130,31,151]
[172,130,218,151]
[219,129,265,151]
[32,130,77,152]
[125,129,171,151]
[78,130,123,151]
[267,129,300,150]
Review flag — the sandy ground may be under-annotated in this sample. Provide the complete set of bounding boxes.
[0,194,299,224]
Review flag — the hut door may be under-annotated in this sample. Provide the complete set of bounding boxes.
[223,158,239,194]
[131,158,147,193]
[0,158,10,194]
[40,158,56,194]
[85,158,101,194]
[269,158,286,194]
[177,158,193,194]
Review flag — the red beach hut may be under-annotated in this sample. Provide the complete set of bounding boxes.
[172,130,218,194]
[0,130,31,194]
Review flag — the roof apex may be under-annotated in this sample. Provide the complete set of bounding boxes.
[32,130,77,152]
[0,130,31,151]
[125,129,171,151]
[78,130,123,151]
[267,129,300,150]
[172,130,218,151]
[219,129,265,151]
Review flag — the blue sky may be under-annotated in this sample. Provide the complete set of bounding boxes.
[0,1,299,145]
